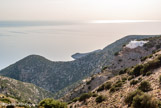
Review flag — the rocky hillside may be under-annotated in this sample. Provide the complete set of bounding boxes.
[0,75,54,104]
[61,36,161,102]
[71,49,101,60]
[0,35,157,98]
[68,49,161,108]
[0,93,36,108]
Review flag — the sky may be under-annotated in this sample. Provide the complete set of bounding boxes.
[0,0,161,21]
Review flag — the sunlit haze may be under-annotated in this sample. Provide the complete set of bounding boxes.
[0,0,161,21]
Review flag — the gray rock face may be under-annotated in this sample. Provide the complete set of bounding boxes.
[0,35,157,99]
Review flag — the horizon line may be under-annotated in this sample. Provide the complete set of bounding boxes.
[89,20,161,24]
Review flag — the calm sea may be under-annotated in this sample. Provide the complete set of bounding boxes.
[0,21,161,69]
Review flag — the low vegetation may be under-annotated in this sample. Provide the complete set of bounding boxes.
[138,81,151,92]
[97,82,112,92]
[39,98,67,108]
[79,93,91,102]
[159,75,161,84]
[110,80,123,92]
[95,95,106,103]
[124,90,158,108]
[72,92,98,102]
[0,98,11,104]
[124,54,161,77]
[130,80,139,85]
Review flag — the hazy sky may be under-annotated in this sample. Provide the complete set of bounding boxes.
[1,0,161,21]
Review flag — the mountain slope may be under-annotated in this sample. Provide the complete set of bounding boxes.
[68,49,161,108]
[62,35,161,102]
[0,35,157,97]
[0,75,54,103]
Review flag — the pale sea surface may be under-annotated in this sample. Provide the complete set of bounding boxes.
[0,21,161,69]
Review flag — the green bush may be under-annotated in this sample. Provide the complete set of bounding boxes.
[138,81,151,92]
[91,93,98,97]
[79,93,91,102]
[131,65,143,77]
[39,98,67,108]
[138,77,142,81]
[114,52,119,56]
[95,95,106,103]
[114,80,123,87]
[0,98,11,104]
[119,70,126,75]
[122,77,127,82]
[110,80,122,93]
[97,82,112,92]
[148,59,161,70]
[141,56,147,61]
[101,66,108,72]
[104,82,112,90]
[128,54,161,77]
[109,86,119,92]
[128,76,134,81]
[140,64,149,76]
[97,85,104,92]
[156,44,161,49]
[146,71,152,76]
[72,97,79,102]
[6,105,14,108]
[124,90,143,106]
[132,94,158,108]
[159,75,161,84]
[88,86,91,90]
[86,80,91,85]
[130,80,139,85]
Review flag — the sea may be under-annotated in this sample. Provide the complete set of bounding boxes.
[0,21,161,69]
